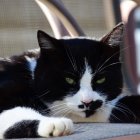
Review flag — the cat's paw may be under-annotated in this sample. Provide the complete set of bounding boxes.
[38,117,74,137]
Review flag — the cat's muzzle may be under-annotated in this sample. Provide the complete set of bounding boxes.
[82,100,103,117]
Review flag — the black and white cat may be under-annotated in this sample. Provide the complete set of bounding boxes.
[0,23,140,139]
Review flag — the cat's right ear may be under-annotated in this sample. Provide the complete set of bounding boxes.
[100,22,124,47]
[37,30,57,50]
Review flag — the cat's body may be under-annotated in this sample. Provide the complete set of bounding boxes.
[0,23,140,139]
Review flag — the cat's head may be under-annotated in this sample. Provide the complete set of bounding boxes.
[36,23,124,120]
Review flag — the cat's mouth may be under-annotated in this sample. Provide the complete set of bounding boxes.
[83,110,96,117]
[81,100,103,117]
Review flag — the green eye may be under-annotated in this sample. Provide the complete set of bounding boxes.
[96,77,106,84]
[65,77,76,85]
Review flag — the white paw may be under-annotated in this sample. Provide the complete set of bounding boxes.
[38,117,74,137]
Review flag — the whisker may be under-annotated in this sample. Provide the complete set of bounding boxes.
[50,108,70,117]
[116,103,137,122]
[107,101,137,123]
[98,62,124,73]
[42,105,68,114]
[121,88,131,91]
[111,112,122,122]
[100,107,122,122]
[94,47,129,75]
[62,109,72,117]
[50,106,68,114]
[49,103,67,109]
[50,106,68,112]
[37,90,51,99]
[65,47,78,72]
[107,103,130,121]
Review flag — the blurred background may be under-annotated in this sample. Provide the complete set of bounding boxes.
[0,0,111,57]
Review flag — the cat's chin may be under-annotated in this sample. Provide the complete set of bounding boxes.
[67,110,95,119]
[84,110,96,118]
[65,112,97,122]
[66,111,86,119]
[66,111,109,123]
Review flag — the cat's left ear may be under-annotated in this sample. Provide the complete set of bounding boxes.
[37,30,58,50]
[100,22,124,47]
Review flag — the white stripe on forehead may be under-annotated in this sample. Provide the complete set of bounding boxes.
[80,59,92,89]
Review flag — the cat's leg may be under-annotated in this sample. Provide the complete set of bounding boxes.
[0,107,73,139]
[110,95,140,123]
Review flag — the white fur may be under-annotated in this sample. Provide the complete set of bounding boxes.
[49,61,127,123]
[49,93,126,123]
[38,117,73,137]
[25,56,37,79]
[44,58,127,122]
[80,62,92,90]
[0,107,43,138]
[64,60,105,118]
[79,61,104,103]
[49,61,107,121]
[0,107,73,138]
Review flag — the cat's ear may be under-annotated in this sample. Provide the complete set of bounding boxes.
[100,22,124,47]
[37,30,58,49]
[37,30,64,61]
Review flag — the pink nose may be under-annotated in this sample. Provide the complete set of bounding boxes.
[81,99,92,104]
[81,100,93,107]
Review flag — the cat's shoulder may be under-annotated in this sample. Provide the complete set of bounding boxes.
[0,48,40,73]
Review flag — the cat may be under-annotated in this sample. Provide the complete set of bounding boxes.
[0,22,140,139]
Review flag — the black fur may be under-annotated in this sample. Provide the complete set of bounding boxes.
[1,23,140,138]
[35,32,123,104]
[110,96,140,123]
[0,30,123,115]
[0,52,47,114]
[0,30,122,113]
[4,120,39,138]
